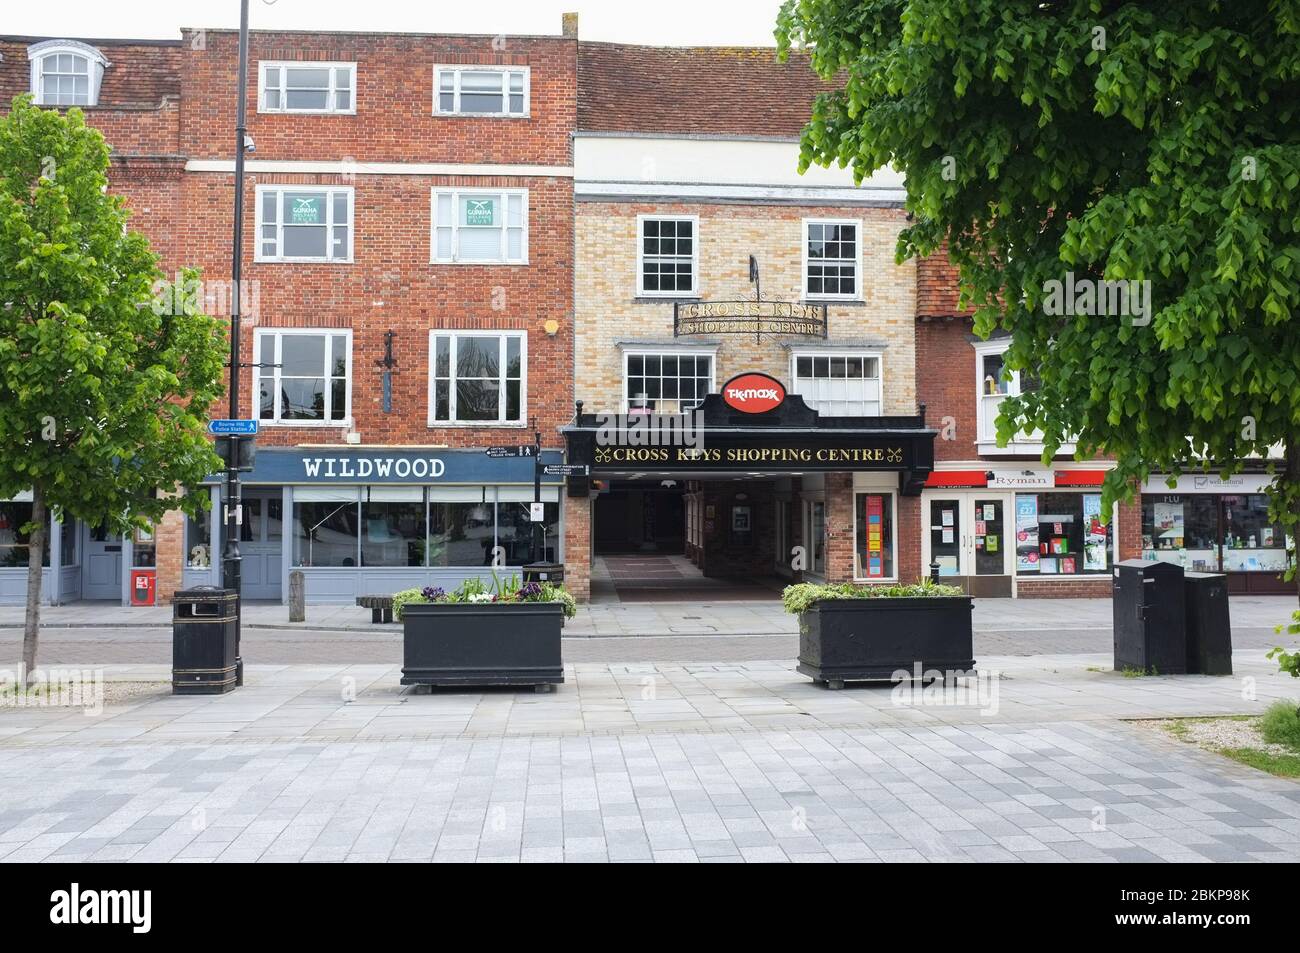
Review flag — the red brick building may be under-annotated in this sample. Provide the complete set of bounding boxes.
[1,22,579,605]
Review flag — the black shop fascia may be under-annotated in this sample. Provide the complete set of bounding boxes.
[562,374,937,496]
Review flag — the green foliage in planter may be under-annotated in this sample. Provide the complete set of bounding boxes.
[392,574,577,621]
[782,579,965,615]
[391,588,426,623]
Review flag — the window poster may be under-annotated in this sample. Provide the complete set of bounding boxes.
[983,504,996,521]
[1153,500,1185,544]
[1083,493,1108,571]
[289,194,323,224]
[1015,495,1039,572]
[942,509,954,527]
[863,495,884,577]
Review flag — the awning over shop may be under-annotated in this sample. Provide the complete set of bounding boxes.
[923,468,1111,489]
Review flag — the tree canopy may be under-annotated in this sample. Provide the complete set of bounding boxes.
[0,94,226,669]
[777,0,1300,553]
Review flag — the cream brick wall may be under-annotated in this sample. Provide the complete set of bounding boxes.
[575,202,917,415]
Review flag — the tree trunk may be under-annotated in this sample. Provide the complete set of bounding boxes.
[1288,441,1300,609]
[21,486,46,688]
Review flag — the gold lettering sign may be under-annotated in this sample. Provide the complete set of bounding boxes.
[592,444,906,469]
[674,301,828,338]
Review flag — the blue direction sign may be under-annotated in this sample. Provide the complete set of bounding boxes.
[208,419,259,436]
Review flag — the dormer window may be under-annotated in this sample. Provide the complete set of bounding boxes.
[28,40,109,107]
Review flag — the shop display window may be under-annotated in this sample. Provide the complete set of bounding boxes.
[1140,492,1290,574]
[1014,492,1112,575]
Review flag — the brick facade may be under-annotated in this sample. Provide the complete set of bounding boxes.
[3,26,578,606]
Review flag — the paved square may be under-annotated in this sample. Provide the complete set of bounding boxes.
[1,651,1297,862]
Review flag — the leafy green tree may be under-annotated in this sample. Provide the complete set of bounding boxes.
[777,2,1300,606]
[0,95,225,679]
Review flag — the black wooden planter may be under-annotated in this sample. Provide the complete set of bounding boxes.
[796,597,976,688]
[401,601,564,691]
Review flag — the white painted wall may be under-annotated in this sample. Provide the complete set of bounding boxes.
[575,135,904,195]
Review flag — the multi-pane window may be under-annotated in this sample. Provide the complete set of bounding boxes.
[976,342,1043,443]
[431,189,527,264]
[255,330,351,424]
[792,353,882,416]
[430,332,526,425]
[435,67,528,115]
[29,42,107,107]
[260,62,355,113]
[638,217,697,296]
[292,485,560,568]
[256,186,353,262]
[624,352,714,414]
[804,220,859,298]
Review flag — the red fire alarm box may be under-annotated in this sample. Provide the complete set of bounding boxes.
[130,569,156,607]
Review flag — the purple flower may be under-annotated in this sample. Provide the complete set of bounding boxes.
[518,582,542,600]
[421,586,446,601]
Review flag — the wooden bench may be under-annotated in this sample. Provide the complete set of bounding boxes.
[356,595,396,624]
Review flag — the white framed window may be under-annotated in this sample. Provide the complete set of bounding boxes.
[791,350,882,416]
[803,219,861,299]
[434,66,529,116]
[254,329,352,425]
[637,215,698,297]
[259,62,355,114]
[971,339,1072,453]
[623,350,715,414]
[429,331,527,426]
[431,188,527,264]
[28,40,108,107]
[255,185,353,263]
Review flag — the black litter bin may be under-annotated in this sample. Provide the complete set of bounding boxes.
[1184,571,1233,675]
[173,587,238,695]
[522,562,565,585]
[1112,559,1187,675]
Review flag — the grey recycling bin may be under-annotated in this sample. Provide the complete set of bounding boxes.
[1112,559,1187,675]
[1184,571,1233,675]
[172,587,238,695]
[522,562,565,584]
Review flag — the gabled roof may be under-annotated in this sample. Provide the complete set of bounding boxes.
[578,41,838,139]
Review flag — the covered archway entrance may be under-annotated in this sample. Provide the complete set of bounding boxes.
[562,388,937,603]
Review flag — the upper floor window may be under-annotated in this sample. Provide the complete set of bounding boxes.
[974,340,1053,449]
[804,219,860,299]
[28,40,108,107]
[254,329,352,425]
[624,351,714,414]
[638,216,698,297]
[792,351,882,416]
[431,189,527,264]
[256,186,353,263]
[429,331,526,425]
[435,66,528,116]
[259,62,355,114]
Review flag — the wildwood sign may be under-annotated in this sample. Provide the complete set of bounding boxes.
[674,300,828,340]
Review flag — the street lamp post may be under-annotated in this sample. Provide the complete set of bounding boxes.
[222,0,251,686]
